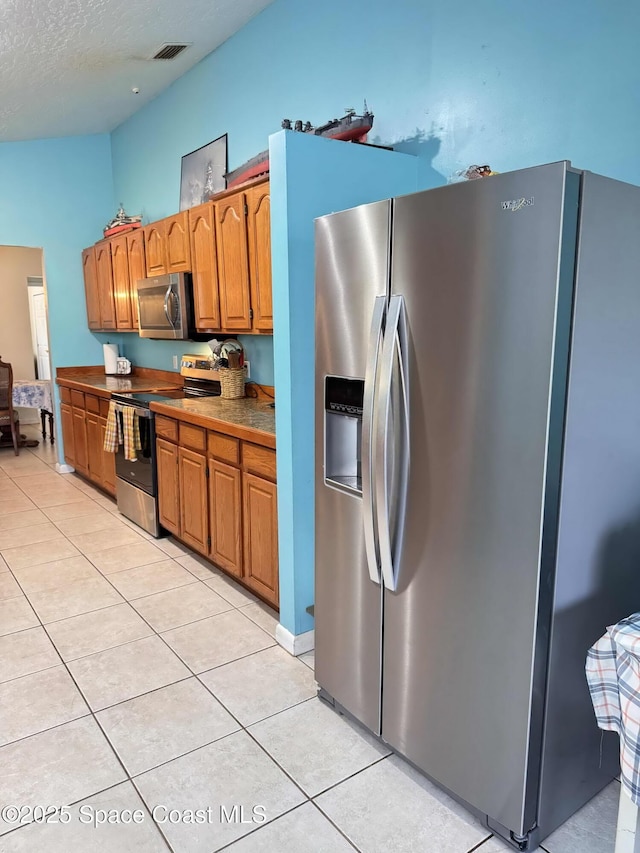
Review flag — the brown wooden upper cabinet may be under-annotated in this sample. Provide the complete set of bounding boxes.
[188,202,221,331]
[82,247,101,330]
[144,222,166,276]
[166,213,191,272]
[126,228,146,329]
[215,192,253,331]
[116,229,147,330]
[94,241,117,330]
[81,178,271,335]
[110,234,133,330]
[245,182,273,331]
[82,232,146,333]
[143,212,191,276]
[198,178,273,334]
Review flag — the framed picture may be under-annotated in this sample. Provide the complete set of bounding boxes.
[179,134,228,210]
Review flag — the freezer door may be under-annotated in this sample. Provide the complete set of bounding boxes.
[315,200,391,734]
[382,162,579,836]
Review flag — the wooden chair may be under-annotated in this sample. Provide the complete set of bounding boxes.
[0,357,20,455]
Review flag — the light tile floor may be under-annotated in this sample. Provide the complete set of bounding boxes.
[0,429,620,852]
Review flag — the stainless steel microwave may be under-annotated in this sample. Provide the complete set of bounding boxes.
[136,273,194,339]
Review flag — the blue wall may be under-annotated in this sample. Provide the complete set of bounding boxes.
[118,334,274,386]
[3,0,638,622]
[111,0,640,199]
[109,0,640,391]
[105,0,640,635]
[270,131,429,636]
[0,135,115,460]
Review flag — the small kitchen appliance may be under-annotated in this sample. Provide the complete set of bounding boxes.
[136,273,194,340]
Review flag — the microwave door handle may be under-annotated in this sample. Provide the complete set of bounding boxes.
[163,286,176,327]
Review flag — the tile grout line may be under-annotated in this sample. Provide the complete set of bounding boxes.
[0,473,177,852]
[1,451,384,850]
[54,505,316,849]
[309,753,391,801]
[198,687,320,731]
[464,834,499,852]
[4,653,315,776]
[55,517,327,844]
[307,799,363,852]
[2,479,290,741]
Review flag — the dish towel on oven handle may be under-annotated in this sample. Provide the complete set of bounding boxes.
[586,613,640,806]
[122,405,142,462]
[103,401,121,453]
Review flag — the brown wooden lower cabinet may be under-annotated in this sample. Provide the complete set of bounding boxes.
[155,421,279,607]
[157,438,180,536]
[72,407,89,477]
[84,412,117,497]
[61,403,75,467]
[179,447,208,555]
[100,418,116,495]
[60,391,116,497]
[86,412,104,485]
[209,458,243,576]
[243,472,279,603]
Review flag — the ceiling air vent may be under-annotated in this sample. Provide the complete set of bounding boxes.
[151,43,191,60]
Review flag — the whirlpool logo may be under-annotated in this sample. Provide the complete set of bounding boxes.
[501,197,534,212]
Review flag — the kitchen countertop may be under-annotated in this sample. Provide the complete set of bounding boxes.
[150,397,276,449]
[57,373,181,397]
[56,372,275,448]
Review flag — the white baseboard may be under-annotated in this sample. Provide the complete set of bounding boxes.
[275,624,315,656]
[55,463,75,474]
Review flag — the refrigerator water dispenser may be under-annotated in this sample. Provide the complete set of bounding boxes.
[324,376,364,495]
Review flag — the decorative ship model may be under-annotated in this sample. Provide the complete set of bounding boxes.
[224,104,374,189]
[103,204,143,238]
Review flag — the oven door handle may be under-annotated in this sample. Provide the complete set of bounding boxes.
[113,402,152,419]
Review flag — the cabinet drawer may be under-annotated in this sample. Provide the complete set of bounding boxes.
[85,394,100,414]
[70,390,85,409]
[59,386,71,404]
[179,422,206,452]
[242,443,276,481]
[208,432,240,465]
[155,415,178,442]
[100,397,111,418]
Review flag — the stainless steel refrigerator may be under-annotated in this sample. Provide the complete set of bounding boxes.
[314,161,640,849]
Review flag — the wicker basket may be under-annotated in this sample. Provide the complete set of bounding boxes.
[219,367,245,399]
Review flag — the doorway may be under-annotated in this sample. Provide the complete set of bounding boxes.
[0,246,49,425]
[27,278,51,381]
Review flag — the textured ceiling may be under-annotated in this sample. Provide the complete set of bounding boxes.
[0,0,274,142]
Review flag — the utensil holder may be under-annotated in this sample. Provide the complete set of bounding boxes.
[219,367,245,399]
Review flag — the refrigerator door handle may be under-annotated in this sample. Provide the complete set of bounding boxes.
[362,295,386,585]
[376,294,410,592]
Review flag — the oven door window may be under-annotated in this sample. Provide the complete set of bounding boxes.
[114,411,155,495]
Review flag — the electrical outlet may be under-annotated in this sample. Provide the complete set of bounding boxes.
[244,360,251,380]
[172,355,179,369]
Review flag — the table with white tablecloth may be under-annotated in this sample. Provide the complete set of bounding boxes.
[12,379,54,443]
